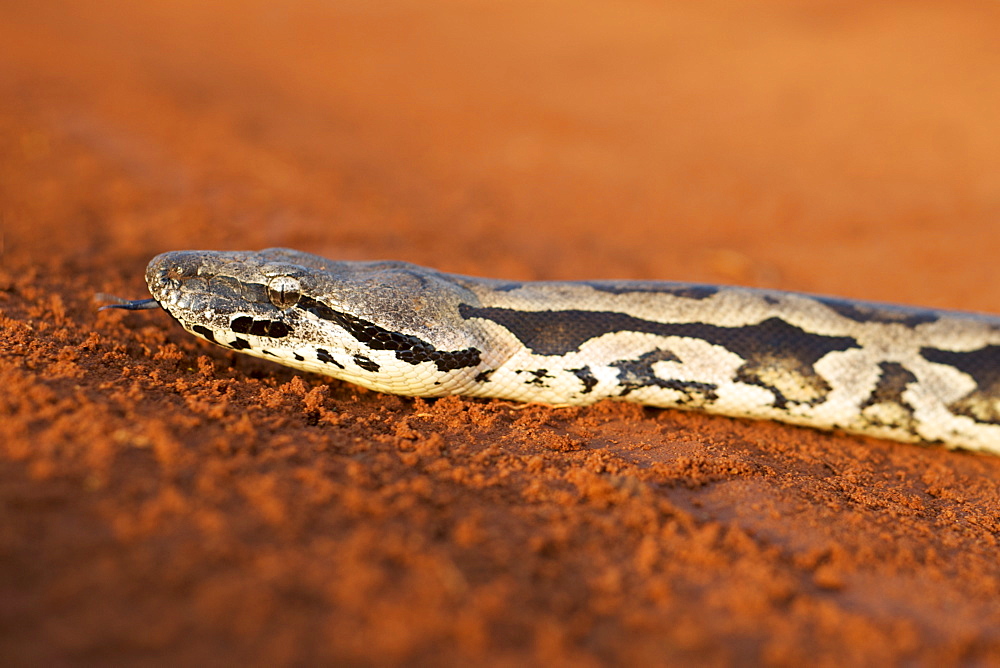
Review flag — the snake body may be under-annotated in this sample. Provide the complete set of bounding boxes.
[127,248,1000,454]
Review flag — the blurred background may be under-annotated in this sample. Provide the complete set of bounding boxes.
[3,0,999,307]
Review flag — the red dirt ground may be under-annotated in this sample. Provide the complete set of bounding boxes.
[3,1,1000,664]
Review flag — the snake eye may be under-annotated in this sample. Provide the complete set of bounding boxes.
[267,276,301,309]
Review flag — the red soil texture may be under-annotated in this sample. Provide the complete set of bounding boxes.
[3,1,1000,665]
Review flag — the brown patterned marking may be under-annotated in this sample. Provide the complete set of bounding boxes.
[461,305,858,409]
[490,281,718,299]
[723,317,859,407]
[570,366,598,394]
[611,349,718,407]
[586,282,719,299]
[517,368,553,387]
[859,362,918,431]
[922,345,1000,424]
[735,353,831,407]
[459,304,858,408]
[459,306,857,360]
[823,298,939,327]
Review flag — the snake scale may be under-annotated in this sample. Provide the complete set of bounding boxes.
[104,248,1000,455]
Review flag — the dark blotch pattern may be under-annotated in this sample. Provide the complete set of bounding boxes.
[316,348,344,369]
[492,282,529,292]
[231,337,251,350]
[727,318,856,408]
[488,281,719,299]
[859,362,918,430]
[824,299,939,327]
[353,354,380,373]
[461,305,856,356]
[231,316,253,334]
[459,305,613,356]
[296,295,481,372]
[921,345,1000,424]
[863,362,918,408]
[192,325,216,343]
[612,349,717,404]
[518,369,552,387]
[474,370,494,383]
[250,319,290,338]
[460,306,858,408]
[587,282,719,299]
[570,366,598,394]
[231,315,291,338]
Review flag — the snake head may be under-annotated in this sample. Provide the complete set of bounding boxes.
[145,248,492,395]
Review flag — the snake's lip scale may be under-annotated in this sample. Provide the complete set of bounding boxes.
[114,247,1000,455]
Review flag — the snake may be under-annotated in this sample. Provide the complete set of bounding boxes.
[102,248,1000,455]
